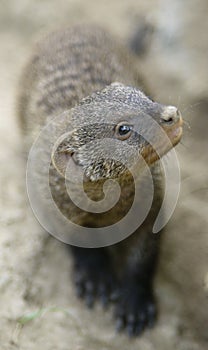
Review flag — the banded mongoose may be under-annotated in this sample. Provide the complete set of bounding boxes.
[17,25,183,336]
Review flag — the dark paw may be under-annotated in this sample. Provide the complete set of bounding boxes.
[72,249,117,308]
[115,287,157,337]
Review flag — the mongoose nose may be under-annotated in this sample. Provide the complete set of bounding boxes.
[160,106,181,125]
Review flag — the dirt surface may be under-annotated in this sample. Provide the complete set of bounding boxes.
[0,1,208,349]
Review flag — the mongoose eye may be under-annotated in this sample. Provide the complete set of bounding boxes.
[115,122,133,140]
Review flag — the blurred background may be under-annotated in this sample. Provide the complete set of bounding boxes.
[0,0,207,349]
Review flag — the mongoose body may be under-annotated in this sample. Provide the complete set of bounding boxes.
[18,25,182,336]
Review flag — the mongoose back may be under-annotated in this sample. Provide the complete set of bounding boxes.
[18,25,183,336]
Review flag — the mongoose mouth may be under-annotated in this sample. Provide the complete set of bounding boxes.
[141,115,183,165]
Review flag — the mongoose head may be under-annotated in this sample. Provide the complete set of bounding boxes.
[52,83,183,182]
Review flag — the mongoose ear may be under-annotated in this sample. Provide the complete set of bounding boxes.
[51,132,75,178]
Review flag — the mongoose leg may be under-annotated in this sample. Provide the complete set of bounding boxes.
[70,247,117,308]
[115,233,160,336]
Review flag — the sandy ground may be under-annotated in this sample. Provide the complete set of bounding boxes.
[0,0,208,349]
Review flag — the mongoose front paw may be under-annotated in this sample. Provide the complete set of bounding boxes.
[72,250,117,308]
[74,267,115,308]
[115,287,157,337]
